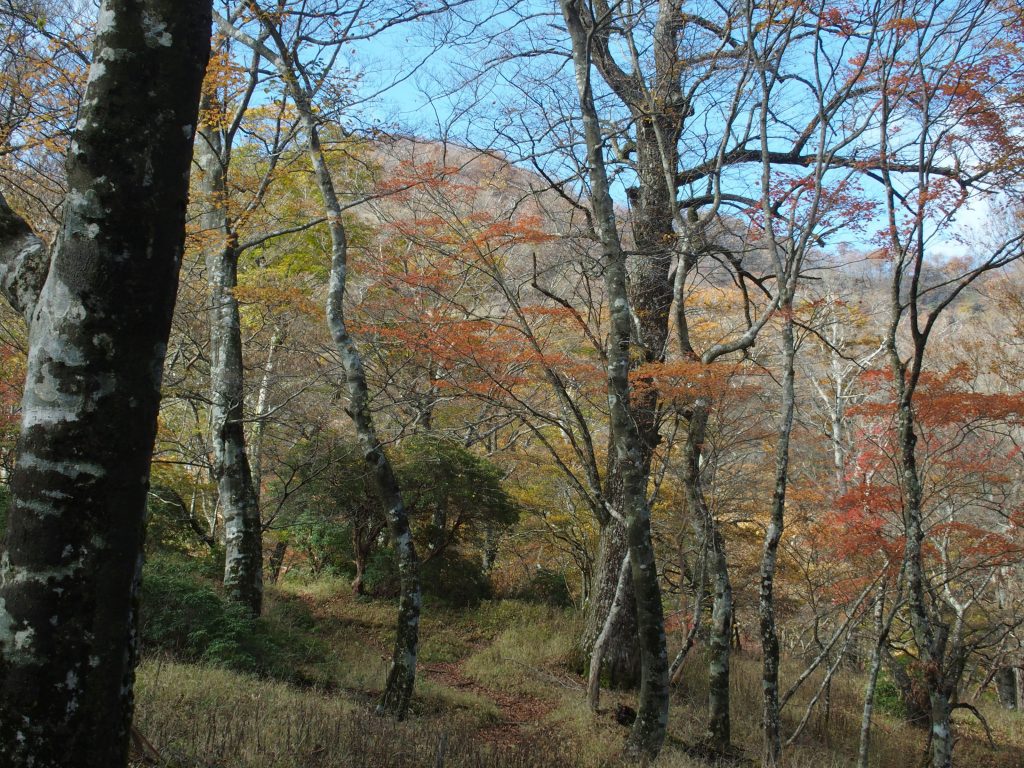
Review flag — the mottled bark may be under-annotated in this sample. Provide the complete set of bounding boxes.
[588,553,631,710]
[561,0,670,756]
[583,520,640,687]
[0,2,210,765]
[313,104,420,722]
[996,667,1018,710]
[580,0,683,690]
[890,328,966,768]
[857,643,884,768]
[929,689,954,768]
[196,116,263,617]
[760,314,796,766]
[233,14,423,716]
[682,400,732,751]
[894,393,956,768]
[326,203,420,717]
[0,192,47,322]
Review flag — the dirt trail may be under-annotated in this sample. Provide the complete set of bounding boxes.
[422,660,558,747]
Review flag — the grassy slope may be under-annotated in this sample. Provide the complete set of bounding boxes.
[132,578,1024,768]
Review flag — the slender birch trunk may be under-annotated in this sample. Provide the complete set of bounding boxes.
[216,9,423,719]
[858,588,889,768]
[309,109,420,721]
[682,400,733,751]
[276,42,420,720]
[0,2,210,763]
[760,310,796,766]
[248,327,279,500]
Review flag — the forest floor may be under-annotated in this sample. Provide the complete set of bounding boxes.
[131,576,1024,768]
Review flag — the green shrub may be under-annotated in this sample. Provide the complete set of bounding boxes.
[364,548,491,607]
[274,433,520,580]
[511,567,574,607]
[289,514,354,577]
[421,551,492,607]
[140,555,280,673]
[874,673,907,719]
[363,546,401,597]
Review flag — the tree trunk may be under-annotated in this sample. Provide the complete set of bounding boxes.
[195,116,263,617]
[857,659,884,767]
[316,124,420,721]
[894,371,960,768]
[583,518,640,688]
[352,524,371,597]
[248,327,280,500]
[0,2,210,764]
[481,523,499,575]
[353,554,367,597]
[588,553,632,710]
[581,136,677,694]
[858,594,887,768]
[267,540,288,584]
[995,667,1017,710]
[896,399,952,768]
[929,689,954,768]
[560,1,670,756]
[576,5,681,695]
[683,400,732,752]
[882,647,931,726]
[760,313,796,766]
[213,12,423,718]
[271,46,421,717]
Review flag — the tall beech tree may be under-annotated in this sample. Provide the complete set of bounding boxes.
[192,34,307,614]
[195,50,264,616]
[0,0,211,765]
[557,0,746,696]
[525,4,874,746]
[560,0,670,756]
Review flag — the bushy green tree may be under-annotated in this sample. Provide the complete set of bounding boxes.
[397,435,519,564]
[275,433,518,602]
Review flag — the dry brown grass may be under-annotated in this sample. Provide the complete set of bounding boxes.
[131,580,1024,768]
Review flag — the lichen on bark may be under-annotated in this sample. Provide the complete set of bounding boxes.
[0,2,211,765]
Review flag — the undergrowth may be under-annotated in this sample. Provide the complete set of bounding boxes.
[132,567,1024,768]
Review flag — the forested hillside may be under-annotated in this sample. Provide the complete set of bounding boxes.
[0,2,1023,768]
